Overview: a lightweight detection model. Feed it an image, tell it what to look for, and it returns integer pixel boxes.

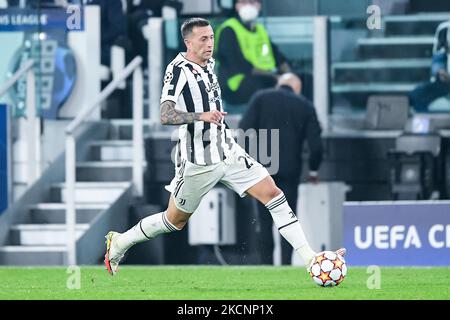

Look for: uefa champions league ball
[309,251,347,287]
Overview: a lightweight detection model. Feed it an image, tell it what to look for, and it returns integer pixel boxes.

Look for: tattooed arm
[160,100,201,125]
[160,100,227,126]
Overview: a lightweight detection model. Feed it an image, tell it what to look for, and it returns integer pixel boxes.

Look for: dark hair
[181,17,210,39]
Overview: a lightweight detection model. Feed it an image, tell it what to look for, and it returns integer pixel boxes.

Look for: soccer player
[104,17,345,275]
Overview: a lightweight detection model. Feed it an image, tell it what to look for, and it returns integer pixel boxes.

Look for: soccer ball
[309,251,347,287]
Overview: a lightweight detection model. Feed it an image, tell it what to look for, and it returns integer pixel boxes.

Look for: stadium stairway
[0,120,145,265]
[331,13,450,112]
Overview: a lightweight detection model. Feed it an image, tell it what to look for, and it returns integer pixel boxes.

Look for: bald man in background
[239,73,323,265]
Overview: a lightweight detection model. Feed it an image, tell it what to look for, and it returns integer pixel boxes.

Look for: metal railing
[64,56,144,265]
[0,59,41,188]
[147,18,163,121]
[313,16,330,131]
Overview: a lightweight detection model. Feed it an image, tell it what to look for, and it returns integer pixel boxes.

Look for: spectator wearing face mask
[215,0,291,113]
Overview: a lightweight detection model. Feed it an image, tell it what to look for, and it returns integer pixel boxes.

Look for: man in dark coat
[239,73,323,265]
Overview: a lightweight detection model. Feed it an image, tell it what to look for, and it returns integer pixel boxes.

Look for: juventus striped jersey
[160,52,236,165]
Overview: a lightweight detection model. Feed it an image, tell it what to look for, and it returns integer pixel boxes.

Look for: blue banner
[0,7,84,32]
[0,104,7,214]
[344,202,450,266]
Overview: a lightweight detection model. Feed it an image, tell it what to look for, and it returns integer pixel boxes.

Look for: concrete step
[107,119,152,140]
[49,181,131,203]
[76,161,145,181]
[384,14,450,36]
[332,82,417,94]
[359,36,434,46]
[358,36,434,59]
[332,59,430,83]
[107,120,133,140]
[0,246,67,265]
[27,203,108,224]
[88,140,133,161]
[331,83,418,111]
[9,224,90,246]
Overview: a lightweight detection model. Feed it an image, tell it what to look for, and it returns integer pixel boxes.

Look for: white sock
[265,193,316,264]
[116,211,180,251]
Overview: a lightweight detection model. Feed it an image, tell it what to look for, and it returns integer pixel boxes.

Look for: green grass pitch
[0,266,449,300]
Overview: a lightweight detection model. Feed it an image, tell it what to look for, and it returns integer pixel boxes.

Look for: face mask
[238,4,259,23]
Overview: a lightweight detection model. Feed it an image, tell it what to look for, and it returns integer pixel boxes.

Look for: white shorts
[165,145,270,213]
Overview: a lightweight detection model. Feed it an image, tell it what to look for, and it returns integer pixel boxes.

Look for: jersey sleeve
[160,65,187,104]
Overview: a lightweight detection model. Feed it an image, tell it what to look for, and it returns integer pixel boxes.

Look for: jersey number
[238,155,254,170]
